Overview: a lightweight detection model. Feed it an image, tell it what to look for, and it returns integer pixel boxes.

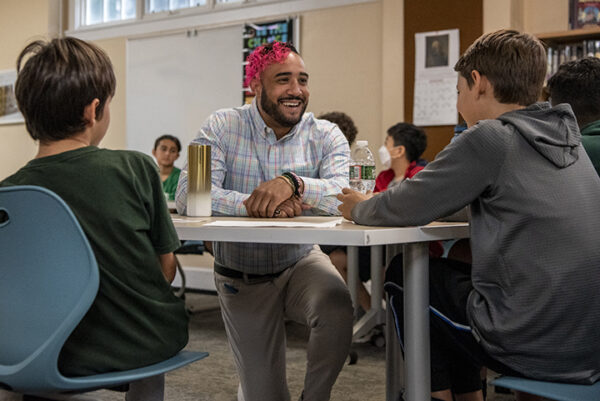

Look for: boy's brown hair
[317,111,358,146]
[454,29,546,106]
[15,37,116,143]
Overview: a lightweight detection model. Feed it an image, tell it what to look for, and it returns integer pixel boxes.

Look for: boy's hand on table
[337,188,373,221]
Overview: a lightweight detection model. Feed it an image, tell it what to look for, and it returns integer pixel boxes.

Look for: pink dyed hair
[244,41,296,89]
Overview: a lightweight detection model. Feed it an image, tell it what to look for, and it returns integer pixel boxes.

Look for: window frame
[76,0,140,29]
[144,0,212,18]
[67,0,375,40]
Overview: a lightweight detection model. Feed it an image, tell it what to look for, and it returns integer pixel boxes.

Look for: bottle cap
[356,140,368,147]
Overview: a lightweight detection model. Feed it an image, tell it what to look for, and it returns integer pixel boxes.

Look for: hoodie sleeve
[352,121,509,226]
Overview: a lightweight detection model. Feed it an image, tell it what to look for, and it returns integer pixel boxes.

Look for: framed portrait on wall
[0,70,24,125]
[570,1,600,29]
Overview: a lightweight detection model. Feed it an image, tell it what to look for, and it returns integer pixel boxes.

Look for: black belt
[214,264,284,281]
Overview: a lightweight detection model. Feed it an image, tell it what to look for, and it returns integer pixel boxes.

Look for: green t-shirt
[162,167,181,201]
[0,146,188,376]
[580,119,600,177]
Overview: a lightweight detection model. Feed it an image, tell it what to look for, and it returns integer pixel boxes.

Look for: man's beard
[260,91,307,128]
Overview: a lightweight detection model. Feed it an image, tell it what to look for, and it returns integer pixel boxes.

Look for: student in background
[376,121,444,283]
[374,122,429,192]
[153,134,181,200]
[320,120,440,315]
[317,111,358,146]
[315,111,375,313]
[176,42,353,401]
[547,56,600,176]
[338,29,600,401]
[1,37,189,401]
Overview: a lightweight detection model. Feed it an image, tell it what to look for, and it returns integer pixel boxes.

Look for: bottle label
[350,165,375,180]
[349,165,361,180]
[361,165,375,180]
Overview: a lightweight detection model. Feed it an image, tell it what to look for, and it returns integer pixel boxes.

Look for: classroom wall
[100,2,387,159]
[381,0,404,135]
[483,0,515,33]
[523,0,569,33]
[302,2,383,148]
[0,0,573,180]
[482,0,569,34]
[94,38,127,150]
[0,0,52,179]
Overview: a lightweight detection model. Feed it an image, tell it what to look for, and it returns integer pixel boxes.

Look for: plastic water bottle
[349,140,376,193]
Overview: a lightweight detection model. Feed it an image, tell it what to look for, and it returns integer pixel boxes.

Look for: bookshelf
[537,27,600,87]
[537,27,600,44]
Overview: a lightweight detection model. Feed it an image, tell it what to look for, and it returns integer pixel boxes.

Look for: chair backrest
[0,185,99,391]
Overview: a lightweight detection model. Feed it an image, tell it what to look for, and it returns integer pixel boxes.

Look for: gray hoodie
[353,102,600,383]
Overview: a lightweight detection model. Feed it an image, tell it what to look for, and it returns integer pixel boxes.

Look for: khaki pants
[214,246,354,401]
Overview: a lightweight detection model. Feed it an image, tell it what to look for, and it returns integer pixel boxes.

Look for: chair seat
[55,351,209,393]
[492,375,600,401]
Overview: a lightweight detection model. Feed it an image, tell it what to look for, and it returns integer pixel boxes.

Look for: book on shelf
[545,39,600,80]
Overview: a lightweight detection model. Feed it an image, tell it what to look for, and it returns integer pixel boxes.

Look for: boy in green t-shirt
[1,37,188,401]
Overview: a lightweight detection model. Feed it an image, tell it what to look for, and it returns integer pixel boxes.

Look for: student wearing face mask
[319,122,442,323]
[375,122,428,192]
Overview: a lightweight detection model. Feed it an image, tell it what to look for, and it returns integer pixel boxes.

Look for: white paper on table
[204,218,343,228]
[171,217,208,223]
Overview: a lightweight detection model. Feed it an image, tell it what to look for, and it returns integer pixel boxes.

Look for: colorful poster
[242,19,294,104]
[570,1,600,29]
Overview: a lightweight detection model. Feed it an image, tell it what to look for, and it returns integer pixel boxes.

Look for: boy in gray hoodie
[338,29,600,401]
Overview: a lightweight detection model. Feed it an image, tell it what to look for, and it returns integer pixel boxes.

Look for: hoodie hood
[497,102,580,168]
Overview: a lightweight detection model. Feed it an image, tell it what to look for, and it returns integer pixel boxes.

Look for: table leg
[347,246,359,313]
[386,290,404,401]
[403,242,430,401]
[370,245,384,312]
[353,245,385,339]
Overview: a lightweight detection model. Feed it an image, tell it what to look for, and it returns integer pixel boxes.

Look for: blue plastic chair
[384,281,600,401]
[0,185,208,395]
[492,376,600,401]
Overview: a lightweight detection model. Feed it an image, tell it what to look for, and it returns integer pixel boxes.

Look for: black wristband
[281,172,300,197]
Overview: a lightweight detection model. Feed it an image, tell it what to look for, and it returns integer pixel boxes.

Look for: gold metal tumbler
[187,144,211,216]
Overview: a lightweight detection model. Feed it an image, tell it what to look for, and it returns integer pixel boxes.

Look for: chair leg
[125,375,165,401]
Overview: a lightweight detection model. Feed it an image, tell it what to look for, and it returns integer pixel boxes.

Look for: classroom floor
[0,292,515,401]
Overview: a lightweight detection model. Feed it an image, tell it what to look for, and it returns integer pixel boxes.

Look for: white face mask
[378,145,391,169]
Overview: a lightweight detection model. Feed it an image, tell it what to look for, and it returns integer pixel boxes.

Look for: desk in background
[172,215,469,401]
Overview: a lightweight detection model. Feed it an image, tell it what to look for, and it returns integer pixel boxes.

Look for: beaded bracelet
[288,172,304,196]
[282,172,302,198]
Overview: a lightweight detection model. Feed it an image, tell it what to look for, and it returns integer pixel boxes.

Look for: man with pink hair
[176,42,353,401]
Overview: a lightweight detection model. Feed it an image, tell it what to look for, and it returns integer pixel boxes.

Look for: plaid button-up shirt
[176,100,349,274]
